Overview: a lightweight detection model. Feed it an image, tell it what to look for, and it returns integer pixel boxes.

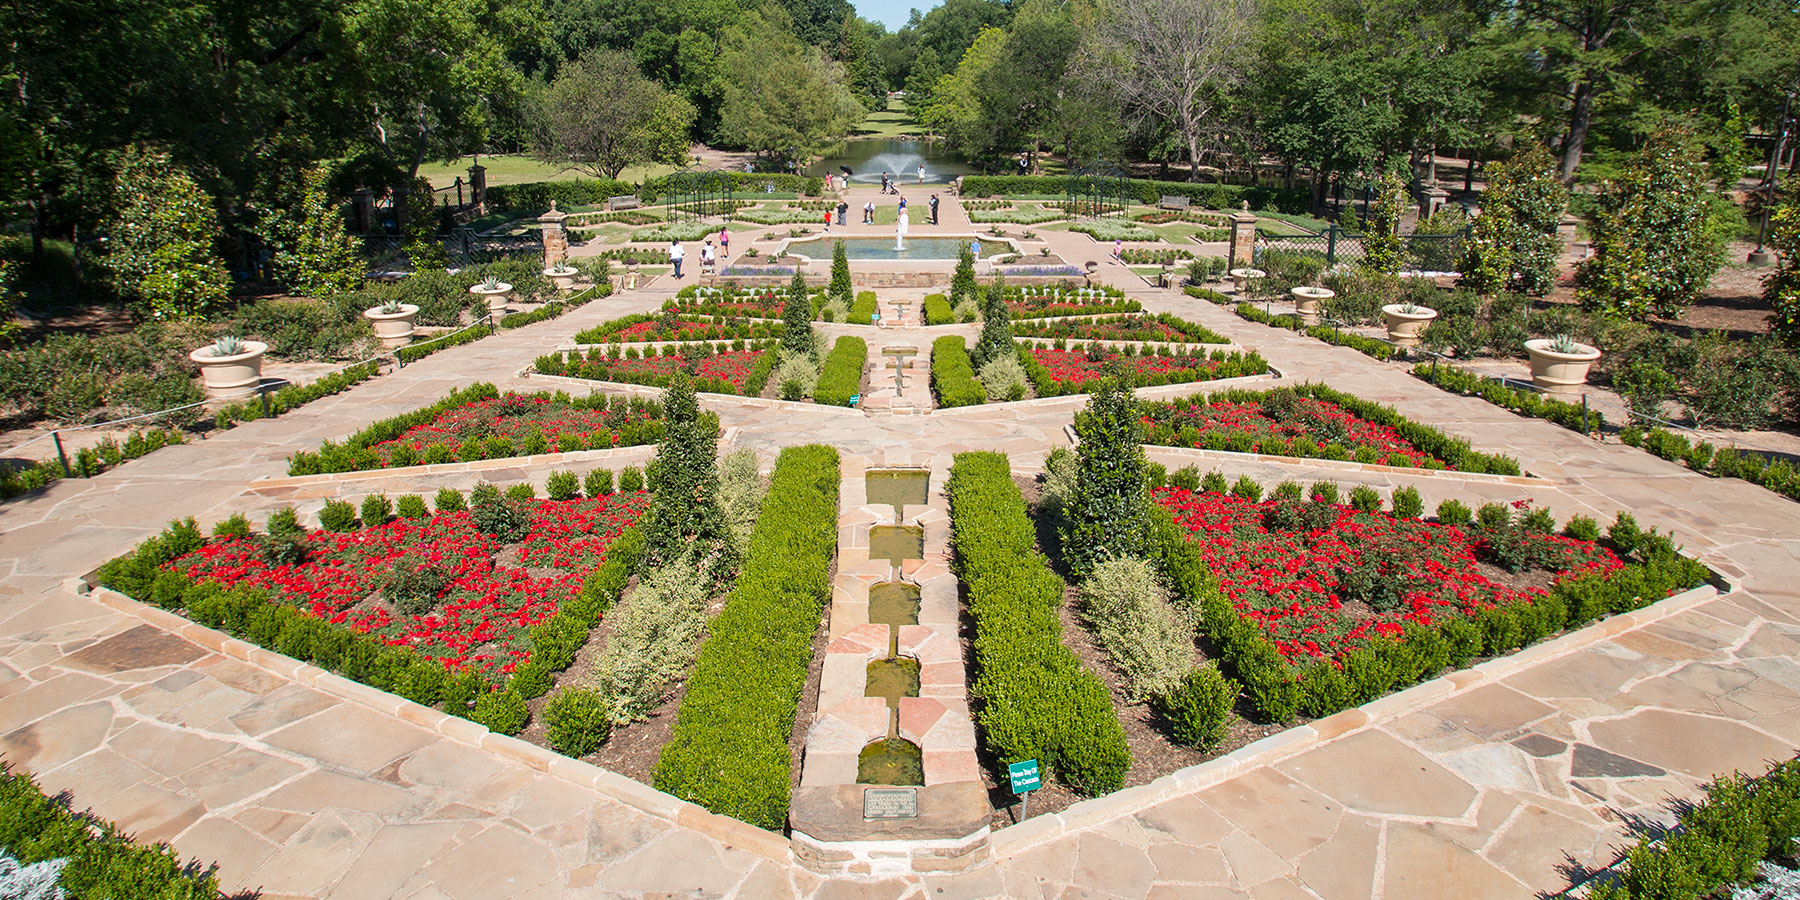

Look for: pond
[782,237,1017,261]
[810,139,976,185]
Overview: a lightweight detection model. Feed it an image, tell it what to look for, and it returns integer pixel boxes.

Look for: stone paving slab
[2,194,1799,898]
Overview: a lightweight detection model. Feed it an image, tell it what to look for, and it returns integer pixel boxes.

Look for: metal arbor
[667,169,735,222]
[1065,160,1133,219]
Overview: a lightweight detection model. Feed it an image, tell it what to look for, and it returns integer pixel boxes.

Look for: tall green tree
[642,374,734,573]
[1060,379,1149,578]
[971,277,1012,368]
[259,165,365,298]
[101,145,231,321]
[1764,203,1800,347]
[530,49,696,179]
[1576,130,1727,320]
[781,269,816,357]
[718,4,864,164]
[1459,144,1567,296]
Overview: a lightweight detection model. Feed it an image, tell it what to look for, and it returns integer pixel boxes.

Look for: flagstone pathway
[1,191,1797,899]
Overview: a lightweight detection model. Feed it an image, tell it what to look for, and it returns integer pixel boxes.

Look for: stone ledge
[1140,445,1542,485]
[255,444,659,488]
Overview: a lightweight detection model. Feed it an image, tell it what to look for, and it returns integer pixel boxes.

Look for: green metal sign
[1008,759,1040,794]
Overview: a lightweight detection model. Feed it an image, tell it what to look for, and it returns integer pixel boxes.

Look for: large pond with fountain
[808,139,976,185]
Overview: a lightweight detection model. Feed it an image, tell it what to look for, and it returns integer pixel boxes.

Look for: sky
[854,0,926,32]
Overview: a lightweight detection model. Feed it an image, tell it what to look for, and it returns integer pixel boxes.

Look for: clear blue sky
[854,0,926,32]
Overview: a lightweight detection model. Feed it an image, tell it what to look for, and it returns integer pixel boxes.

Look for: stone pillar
[1424,186,1450,218]
[539,201,569,270]
[351,189,375,234]
[1228,206,1257,267]
[467,164,488,214]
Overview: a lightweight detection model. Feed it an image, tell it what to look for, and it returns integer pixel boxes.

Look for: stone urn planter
[1290,286,1334,326]
[189,337,267,399]
[543,266,580,292]
[1229,267,1266,295]
[1382,303,1438,347]
[469,279,513,314]
[363,302,419,349]
[1525,336,1602,394]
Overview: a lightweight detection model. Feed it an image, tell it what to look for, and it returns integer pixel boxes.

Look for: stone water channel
[788,457,990,875]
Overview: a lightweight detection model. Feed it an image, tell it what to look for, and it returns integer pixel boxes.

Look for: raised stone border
[1138,443,1542,485]
[251,442,665,487]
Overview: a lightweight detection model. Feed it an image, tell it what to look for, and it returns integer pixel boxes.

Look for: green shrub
[1157,664,1239,750]
[585,468,614,498]
[470,689,529,735]
[1061,379,1150,577]
[1309,481,1339,504]
[1391,486,1423,519]
[1436,499,1473,525]
[923,293,954,325]
[360,493,392,527]
[1230,475,1263,502]
[619,467,644,492]
[1577,130,1728,321]
[977,351,1028,402]
[655,445,840,830]
[1564,514,1601,542]
[318,500,359,533]
[591,562,713,723]
[546,470,581,501]
[544,688,613,756]
[505,483,536,502]
[849,290,878,324]
[813,336,866,406]
[1347,485,1382,513]
[1078,556,1194,701]
[948,451,1130,795]
[434,487,467,512]
[930,336,987,407]
[211,513,252,539]
[394,495,428,519]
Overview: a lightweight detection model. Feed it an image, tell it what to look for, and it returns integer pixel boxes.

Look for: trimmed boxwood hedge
[958,176,1309,214]
[948,451,1130,795]
[1232,302,1400,360]
[923,293,954,325]
[0,428,187,500]
[849,290,878,325]
[1146,480,1711,724]
[0,764,221,899]
[1621,426,1800,502]
[654,444,840,830]
[94,514,645,736]
[1142,383,1523,475]
[931,336,986,408]
[814,336,866,406]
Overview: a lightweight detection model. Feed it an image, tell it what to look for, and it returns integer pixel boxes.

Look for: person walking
[880,172,890,194]
[824,208,832,232]
[669,239,685,279]
[897,195,907,215]
[700,239,716,276]
[929,193,940,225]
[971,237,980,258]
[719,228,730,259]
[917,163,926,184]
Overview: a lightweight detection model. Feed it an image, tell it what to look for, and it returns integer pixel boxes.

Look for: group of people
[663,172,947,276]
[666,228,730,279]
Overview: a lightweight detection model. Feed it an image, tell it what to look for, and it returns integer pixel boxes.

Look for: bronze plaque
[862,787,919,819]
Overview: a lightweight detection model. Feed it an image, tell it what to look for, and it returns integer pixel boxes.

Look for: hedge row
[1143,383,1522,475]
[396,322,493,364]
[958,175,1309,214]
[1019,345,1269,397]
[0,764,221,899]
[931,336,986,407]
[1147,489,1710,724]
[94,514,644,735]
[849,290,878,324]
[1410,362,1603,435]
[923,293,955,325]
[486,178,637,215]
[0,428,186,500]
[1232,302,1400,360]
[575,314,784,344]
[1623,427,1800,503]
[499,282,614,330]
[1585,756,1800,900]
[813,336,866,407]
[947,451,1130,795]
[216,360,381,430]
[654,444,840,830]
[1012,312,1228,345]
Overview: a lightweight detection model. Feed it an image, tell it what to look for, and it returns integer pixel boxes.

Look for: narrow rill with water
[789,457,990,874]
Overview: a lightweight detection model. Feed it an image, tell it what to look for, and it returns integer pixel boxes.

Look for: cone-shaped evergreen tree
[641,375,735,575]
[971,276,1013,368]
[828,240,853,307]
[950,243,977,307]
[1059,378,1148,578]
[781,269,816,358]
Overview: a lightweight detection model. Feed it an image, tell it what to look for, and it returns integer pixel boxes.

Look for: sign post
[1007,759,1040,822]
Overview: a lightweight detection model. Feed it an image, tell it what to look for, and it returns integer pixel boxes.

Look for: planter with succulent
[469,276,513,313]
[1229,267,1266,295]
[363,299,419,348]
[189,335,268,398]
[1381,301,1437,347]
[1289,286,1334,325]
[1524,334,1602,393]
[543,263,581,291]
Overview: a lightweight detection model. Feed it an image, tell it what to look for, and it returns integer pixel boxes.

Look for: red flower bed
[1031,348,1224,387]
[1143,396,1438,467]
[371,394,660,464]
[1006,300,1126,318]
[169,493,649,674]
[1154,487,1621,663]
[1013,314,1222,343]
[614,319,735,341]
[601,350,765,387]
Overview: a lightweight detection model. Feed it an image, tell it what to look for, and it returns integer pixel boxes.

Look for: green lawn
[852,101,918,139]
[420,155,683,189]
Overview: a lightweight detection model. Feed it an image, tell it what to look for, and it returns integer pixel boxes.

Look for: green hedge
[216,361,380,430]
[1585,756,1800,900]
[923,293,954,325]
[0,764,221,899]
[0,428,186,500]
[1622,426,1800,503]
[947,451,1130,795]
[396,323,493,364]
[931,336,986,407]
[814,336,866,406]
[1148,486,1710,724]
[1142,383,1522,475]
[849,290,878,324]
[1183,285,1234,305]
[485,178,638,215]
[958,175,1309,214]
[575,314,783,344]
[535,343,779,397]
[1233,303,1400,360]
[1411,361,1604,435]
[285,383,671,475]
[1017,343,1269,397]
[94,515,644,737]
[654,445,840,830]
[1012,312,1228,344]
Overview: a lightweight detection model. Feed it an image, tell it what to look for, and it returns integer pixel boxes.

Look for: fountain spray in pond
[896,209,909,251]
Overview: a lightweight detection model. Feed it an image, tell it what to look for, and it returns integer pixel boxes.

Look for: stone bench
[1158,195,1192,211]
[604,195,641,211]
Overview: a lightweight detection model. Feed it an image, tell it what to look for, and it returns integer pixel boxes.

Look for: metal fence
[357,229,541,270]
[1254,225,1467,271]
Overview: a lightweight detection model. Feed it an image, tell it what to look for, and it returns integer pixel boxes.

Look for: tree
[971,277,1012,368]
[1060,378,1149,578]
[531,50,697,179]
[1360,173,1408,273]
[828,240,852,307]
[718,4,864,164]
[1459,144,1568,296]
[918,28,1007,154]
[1576,130,1727,320]
[641,374,734,573]
[902,46,945,115]
[260,166,365,298]
[976,0,1080,168]
[949,243,978,306]
[1762,203,1800,347]
[1077,0,1255,181]
[400,177,448,271]
[101,145,231,321]
[781,269,816,358]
